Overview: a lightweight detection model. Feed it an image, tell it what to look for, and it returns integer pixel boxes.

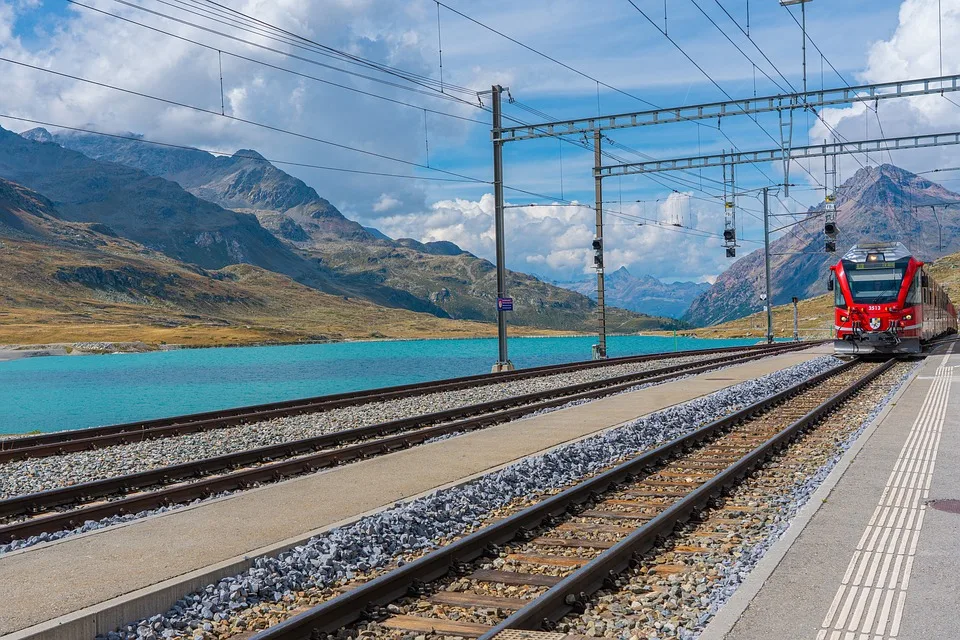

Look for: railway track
[246,357,894,640]
[0,342,813,544]
[0,342,806,461]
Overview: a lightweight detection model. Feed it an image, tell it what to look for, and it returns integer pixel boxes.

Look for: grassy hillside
[0,181,556,348]
[0,237,531,347]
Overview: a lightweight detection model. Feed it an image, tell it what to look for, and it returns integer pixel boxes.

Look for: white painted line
[817,354,953,639]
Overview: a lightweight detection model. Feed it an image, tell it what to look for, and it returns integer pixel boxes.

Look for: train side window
[906,274,922,305]
[833,276,845,307]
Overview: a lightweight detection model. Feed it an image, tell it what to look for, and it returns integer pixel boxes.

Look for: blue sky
[1,0,956,282]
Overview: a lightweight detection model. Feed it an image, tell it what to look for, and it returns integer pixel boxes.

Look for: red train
[831,242,957,355]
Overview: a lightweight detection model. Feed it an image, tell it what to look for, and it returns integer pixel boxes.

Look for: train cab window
[844,266,905,304]
[906,273,922,306]
[834,277,846,307]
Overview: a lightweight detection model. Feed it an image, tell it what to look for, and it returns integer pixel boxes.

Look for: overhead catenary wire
[196,0,478,95]
[63,0,790,239]
[710,0,867,175]
[434,0,661,110]
[0,55,496,185]
[67,1,486,123]
[506,98,733,204]
[624,0,793,189]
[71,0,723,208]
[99,0,483,108]
[163,0,478,97]
[0,113,470,182]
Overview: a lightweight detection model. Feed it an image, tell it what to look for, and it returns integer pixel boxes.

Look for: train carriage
[831,241,957,355]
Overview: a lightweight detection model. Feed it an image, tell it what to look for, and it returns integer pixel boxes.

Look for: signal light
[825,240,836,253]
[723,228,735,242]
[726,247,736,258]
[594,253,603,268]
[824,222,837,236]
[592,238,602,252]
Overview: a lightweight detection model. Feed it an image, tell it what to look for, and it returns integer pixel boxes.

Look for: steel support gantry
[497,74,960,142]
[595,132,960,177]
[489,73,960,365]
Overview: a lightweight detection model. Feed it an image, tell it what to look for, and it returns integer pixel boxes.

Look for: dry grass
[0,238,564,348]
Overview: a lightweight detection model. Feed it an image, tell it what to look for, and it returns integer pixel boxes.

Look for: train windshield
[843,265,905,304]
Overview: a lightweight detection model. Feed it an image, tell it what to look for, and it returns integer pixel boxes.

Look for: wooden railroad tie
[556,522,636,535]
[428,591,528,611]
[381,615,492,638]
[468,569,563,587]
[505,553,588,568]
[579,509,654,521]
[530,536,616,549]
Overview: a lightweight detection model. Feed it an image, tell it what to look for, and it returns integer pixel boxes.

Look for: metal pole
[931,205,943,251]
[792,296,800,342]
[763,187,774,344]
[593,129,607,359]
[491,85,513,372]
[801,0,807,95]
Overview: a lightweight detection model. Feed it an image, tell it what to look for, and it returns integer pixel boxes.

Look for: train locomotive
[831,242,957,355]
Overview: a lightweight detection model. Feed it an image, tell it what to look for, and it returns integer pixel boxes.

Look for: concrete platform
[702,340,960,640]
[0,346,831,640]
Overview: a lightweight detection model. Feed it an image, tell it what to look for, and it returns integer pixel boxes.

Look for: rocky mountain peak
[20,128,56,144]
[232,149,267,162]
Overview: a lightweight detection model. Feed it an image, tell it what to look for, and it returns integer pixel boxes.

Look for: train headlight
[840,315,849,322]
[904,313,913,320]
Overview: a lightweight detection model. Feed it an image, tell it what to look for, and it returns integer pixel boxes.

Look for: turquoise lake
[0,335,762,434]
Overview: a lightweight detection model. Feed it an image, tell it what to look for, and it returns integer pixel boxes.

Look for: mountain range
[0,125,682,345]
[0,176,504,346]
[552,267,710,319]
[684,164,960,326]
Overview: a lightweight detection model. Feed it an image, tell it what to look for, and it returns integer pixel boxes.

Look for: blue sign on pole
[497,297,514,311]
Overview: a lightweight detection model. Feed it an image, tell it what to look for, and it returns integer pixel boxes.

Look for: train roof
[841,241,912,263]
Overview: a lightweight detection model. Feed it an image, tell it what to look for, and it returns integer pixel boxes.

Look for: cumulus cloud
[4,0,953,286]
[372,193,401,212]
[812,0,960,177]
[376,191,729,282]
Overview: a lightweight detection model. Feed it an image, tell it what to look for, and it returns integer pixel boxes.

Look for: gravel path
[0,351,754,499]
[92,355,840,640]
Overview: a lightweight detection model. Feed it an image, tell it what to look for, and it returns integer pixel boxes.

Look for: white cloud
[372,193,401,212]
[1,0,948,288]
[376,191,732,282]
[812,0,960,178]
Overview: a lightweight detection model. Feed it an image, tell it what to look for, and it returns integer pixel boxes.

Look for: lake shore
[0,330,594,361]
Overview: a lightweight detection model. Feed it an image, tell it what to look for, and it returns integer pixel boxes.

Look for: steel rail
[0,343,795,456]
[479,357,896,637]
[248,357,889,640]
[0,343,811,541]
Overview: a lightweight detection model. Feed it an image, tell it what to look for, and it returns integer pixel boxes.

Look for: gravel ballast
[0,351,759,500]
[92,355,840,640]
[560,361,919,640]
